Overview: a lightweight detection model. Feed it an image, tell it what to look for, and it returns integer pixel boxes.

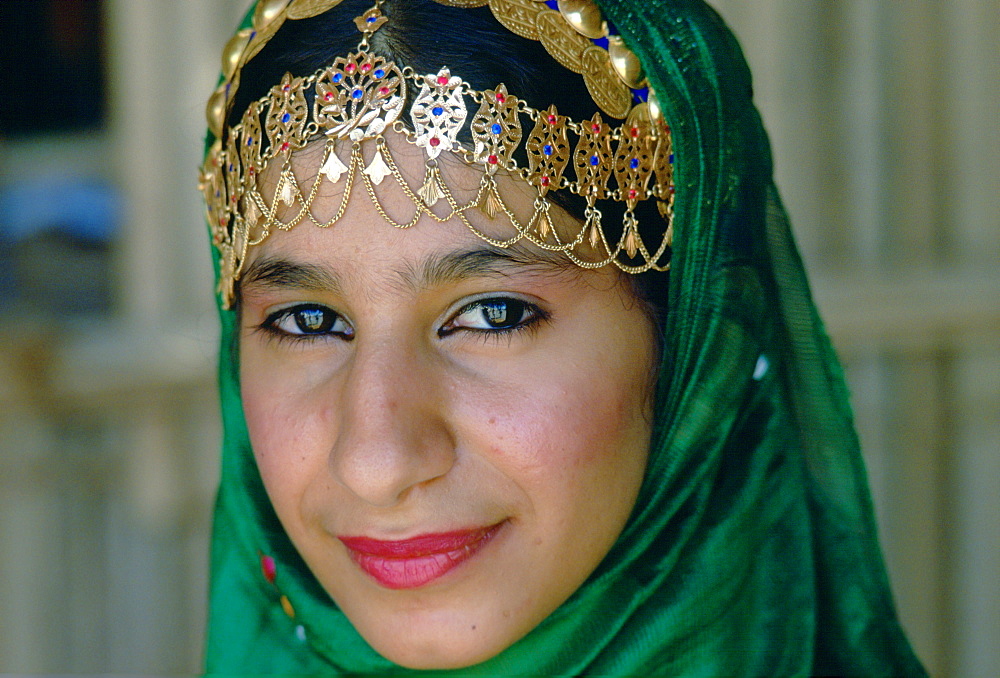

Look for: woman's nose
[328,337,456,507]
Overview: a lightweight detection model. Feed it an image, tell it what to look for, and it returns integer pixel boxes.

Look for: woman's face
[239,137,657,669]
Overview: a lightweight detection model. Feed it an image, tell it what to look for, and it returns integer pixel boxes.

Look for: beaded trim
[201,0,674,307]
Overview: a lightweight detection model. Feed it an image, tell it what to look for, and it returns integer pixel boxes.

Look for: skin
[238,135,657,669]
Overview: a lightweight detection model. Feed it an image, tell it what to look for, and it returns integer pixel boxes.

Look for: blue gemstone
[593,36,609,50]
[333,73,343,83]
[669,154,675,163]
[247,137,253,146]
[352,88,364,99]
[630,157,640,169]
[282,112,290,123]
[543,144,553,156]
[590,155,599,166]
[491,123,502,134]
[374,68,385,78]
[367,15,377,23]
[432,106,444,116]
[544,0,558,9]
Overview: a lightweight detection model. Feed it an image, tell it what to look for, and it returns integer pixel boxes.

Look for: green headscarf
[204,1,926,674]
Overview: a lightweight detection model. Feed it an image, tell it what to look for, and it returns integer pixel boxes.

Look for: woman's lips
[339,522,504,590]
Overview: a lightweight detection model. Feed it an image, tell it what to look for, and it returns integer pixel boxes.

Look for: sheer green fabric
[204,1,926,674]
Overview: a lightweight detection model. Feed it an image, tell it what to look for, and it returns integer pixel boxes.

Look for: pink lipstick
[339,523,503,589]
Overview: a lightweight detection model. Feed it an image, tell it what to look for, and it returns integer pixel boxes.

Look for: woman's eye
[441,297,544,336]
[264,304,353,339]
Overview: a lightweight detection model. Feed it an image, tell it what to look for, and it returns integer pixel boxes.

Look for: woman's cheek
[458,367,637,488]
[243,368,322,495]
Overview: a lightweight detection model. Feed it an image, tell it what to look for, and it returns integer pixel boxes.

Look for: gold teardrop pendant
[624,225,639,258]
[363,148,392,186]
[478,181,503,219]
[537,210,551,238]
[418,168,444,207]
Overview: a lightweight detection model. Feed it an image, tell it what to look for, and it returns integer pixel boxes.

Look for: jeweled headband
[200,0,675,308]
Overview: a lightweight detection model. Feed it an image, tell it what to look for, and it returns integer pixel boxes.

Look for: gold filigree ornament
[469,85,522,219]
[200,0,675,308]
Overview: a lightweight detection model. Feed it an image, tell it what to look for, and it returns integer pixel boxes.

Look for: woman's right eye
[263,304,354,340]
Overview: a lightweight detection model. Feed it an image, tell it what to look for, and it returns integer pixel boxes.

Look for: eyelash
[258,304,354,345]
[256,297,548,345]
[439,297,549,341]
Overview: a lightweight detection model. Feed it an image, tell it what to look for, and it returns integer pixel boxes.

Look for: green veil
[204,0,926,674]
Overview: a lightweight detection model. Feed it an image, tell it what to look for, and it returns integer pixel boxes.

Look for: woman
[200,0,926,674]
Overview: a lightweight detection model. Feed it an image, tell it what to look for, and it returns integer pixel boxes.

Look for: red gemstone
[324,92,334,101]
[361,63,372,72]
[282,84,290,92]
[437,75,449,85]
[429,137,441,147]
[488,154,498,164]
[261,555,276,584]
[379,86,389,95]
[628,188,638,199]
[345,63,356,73]
[540,175,550,186]
[547,114,557,124]
[630,127,639,138]
[592,123,601,133]
[280,141,290,151]
[495,93,505,103]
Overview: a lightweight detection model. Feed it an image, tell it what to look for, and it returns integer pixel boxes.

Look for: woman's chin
[362,624,514,670]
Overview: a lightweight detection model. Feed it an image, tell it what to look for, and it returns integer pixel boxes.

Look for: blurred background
[0,0,996,674]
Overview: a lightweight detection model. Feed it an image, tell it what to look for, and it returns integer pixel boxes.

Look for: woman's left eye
[440,297,546,336]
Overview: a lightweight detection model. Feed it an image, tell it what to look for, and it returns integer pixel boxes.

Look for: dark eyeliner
[257,303,352,343]
[438,297,550,340]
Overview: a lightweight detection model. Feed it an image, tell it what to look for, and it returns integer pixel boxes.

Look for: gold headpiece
[200,0,674,308]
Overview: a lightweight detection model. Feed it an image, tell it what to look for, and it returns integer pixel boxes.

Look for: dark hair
[229,0,670,323]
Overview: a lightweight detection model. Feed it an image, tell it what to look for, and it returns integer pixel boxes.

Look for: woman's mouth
[339,522,505,589]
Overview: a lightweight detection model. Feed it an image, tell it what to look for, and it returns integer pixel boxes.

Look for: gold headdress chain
[201,0,674,308]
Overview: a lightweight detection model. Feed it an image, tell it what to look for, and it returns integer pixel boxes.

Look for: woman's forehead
[242,238,584,290]
[241,228,587,298]
[244,130,600,287]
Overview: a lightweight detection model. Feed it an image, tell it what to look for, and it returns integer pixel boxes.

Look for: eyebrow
[239,243,574,295]
[242,257,344,294]
[410,243,573,289]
